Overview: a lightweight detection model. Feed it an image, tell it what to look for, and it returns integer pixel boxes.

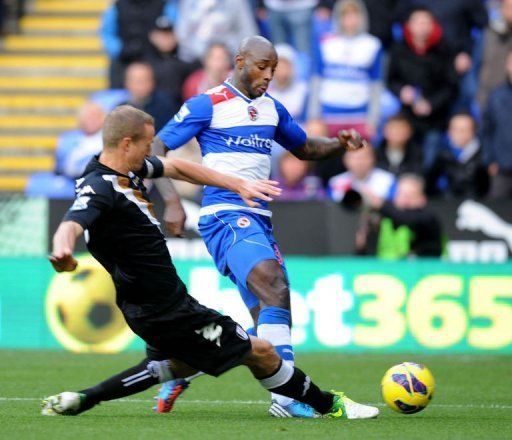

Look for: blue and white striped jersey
[158,80,307,216]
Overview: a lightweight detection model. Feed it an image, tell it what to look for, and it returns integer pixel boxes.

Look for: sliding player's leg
[41,356,176,416]
[43,293,378,420]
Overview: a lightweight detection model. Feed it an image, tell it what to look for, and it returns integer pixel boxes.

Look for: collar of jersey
[223,79,262,104]
[87,154,131,178]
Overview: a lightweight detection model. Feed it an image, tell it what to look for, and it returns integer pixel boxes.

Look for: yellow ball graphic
[46,254,135,353]
[381,362,435,414]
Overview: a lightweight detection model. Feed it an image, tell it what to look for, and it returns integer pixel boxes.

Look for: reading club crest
[247,105,258,121]
[237,217,251,228]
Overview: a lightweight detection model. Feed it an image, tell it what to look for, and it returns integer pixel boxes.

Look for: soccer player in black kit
[42,105,378,420]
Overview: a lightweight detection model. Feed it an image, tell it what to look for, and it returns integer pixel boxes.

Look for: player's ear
[235,54,245,70]
[121,137,131,153]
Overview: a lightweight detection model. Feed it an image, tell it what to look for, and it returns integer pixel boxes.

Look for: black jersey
[64,155,185,316]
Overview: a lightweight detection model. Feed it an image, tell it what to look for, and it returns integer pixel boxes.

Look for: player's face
[126,123,155,171]
[240,50,278,99]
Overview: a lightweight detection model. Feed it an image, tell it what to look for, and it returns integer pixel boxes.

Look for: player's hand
[164,199,186,238]
[338,129,367,152]
[238,179,282,208]
[48,251,78,272]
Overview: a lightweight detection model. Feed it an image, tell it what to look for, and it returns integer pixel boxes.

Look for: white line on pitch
[1,397,512,410]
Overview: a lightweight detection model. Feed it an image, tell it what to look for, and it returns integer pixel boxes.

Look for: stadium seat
[25,172,75,199]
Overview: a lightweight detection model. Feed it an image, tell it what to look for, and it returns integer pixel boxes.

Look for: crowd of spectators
[32,0,512,206]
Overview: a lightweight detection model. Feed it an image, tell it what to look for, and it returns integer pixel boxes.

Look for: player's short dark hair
[102,105,154,148]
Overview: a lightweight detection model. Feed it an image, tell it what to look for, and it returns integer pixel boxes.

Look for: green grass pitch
[1,351,511,439]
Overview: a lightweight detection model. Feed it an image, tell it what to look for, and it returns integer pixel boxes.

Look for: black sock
[78,358,173,412]
[260,362,334,415]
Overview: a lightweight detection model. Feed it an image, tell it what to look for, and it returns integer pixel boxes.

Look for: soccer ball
[381,362,435,414]
[45,254,135,353]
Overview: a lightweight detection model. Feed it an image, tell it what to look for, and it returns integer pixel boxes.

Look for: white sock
[258,322,295,407]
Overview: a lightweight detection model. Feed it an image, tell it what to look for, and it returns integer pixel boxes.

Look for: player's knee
[245,337,280,376]
[271,279,290,309]
[253,338,276,360]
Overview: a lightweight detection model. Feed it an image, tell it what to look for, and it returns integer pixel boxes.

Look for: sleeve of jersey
[273,99,307,151]
[135,156,165,179]
[63,179,114,230]
[157,94,213,150]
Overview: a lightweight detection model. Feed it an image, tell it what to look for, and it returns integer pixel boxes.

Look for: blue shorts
[198,210,286,310]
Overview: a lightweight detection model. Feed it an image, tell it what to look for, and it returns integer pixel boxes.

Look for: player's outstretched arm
[151,137,186,238]
[292,129,368,160]
[49,221,83,272]
[159,156,282,207]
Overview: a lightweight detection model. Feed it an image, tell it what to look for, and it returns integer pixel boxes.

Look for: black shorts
[124,293,252,377]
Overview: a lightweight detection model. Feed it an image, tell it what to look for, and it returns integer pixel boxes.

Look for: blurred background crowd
[1,1,511,227]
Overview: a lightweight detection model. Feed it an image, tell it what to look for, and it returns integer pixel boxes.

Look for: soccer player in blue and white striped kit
[155,36,367,418]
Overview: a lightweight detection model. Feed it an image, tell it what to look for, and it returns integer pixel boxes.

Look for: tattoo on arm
[292,136,343,160]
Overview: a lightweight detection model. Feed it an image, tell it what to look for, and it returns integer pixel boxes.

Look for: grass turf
[0,351,511,439]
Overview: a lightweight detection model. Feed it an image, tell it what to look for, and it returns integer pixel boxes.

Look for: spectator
[479,0,512,108]
[275,152,325,200]
[429,113,489,197]
[317,0,398,48]
[100,0,178,88]
[307,119,346,187]
[357,174,443,258]
[25,102,106,198]
[387,7,458,171]
[147,16,200,103]
[312,0,383,139]
[483,52,512,198]
[395,0,488,111]
[55,102,106,179]
[268,44,308,122]
[182,43,232,101]
[176,0,258,63]
[260,0,317,57]
[122,62,178,131]
[328,146,395,204]
[376,114,422,176]
[268,44,309,177]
